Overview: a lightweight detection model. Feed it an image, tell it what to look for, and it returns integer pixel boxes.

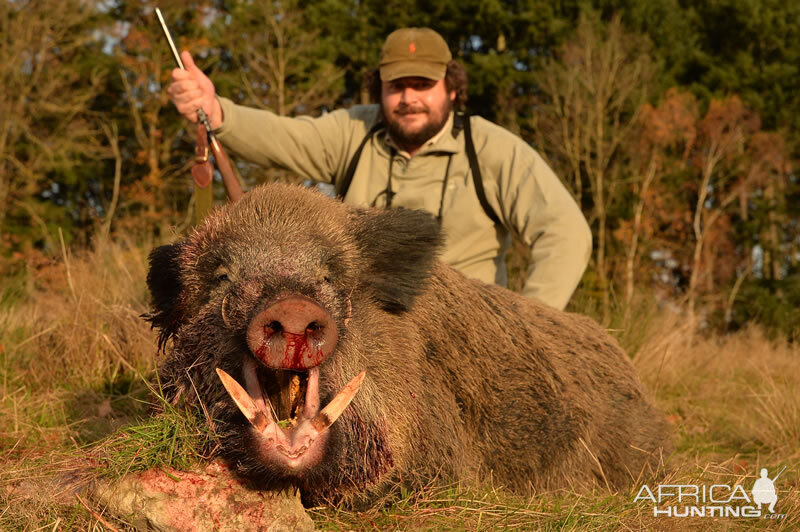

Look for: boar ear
[145,242,186,350]
[353,208,442,313]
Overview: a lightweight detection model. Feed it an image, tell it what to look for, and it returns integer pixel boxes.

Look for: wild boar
[146,183,670,506]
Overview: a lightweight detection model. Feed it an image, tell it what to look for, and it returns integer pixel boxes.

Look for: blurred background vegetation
[2,0,799,335]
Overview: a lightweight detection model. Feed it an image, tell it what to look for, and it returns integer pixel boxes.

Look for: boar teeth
[216,368,272,432]
[217,366,366,447]
[311,370,366,433]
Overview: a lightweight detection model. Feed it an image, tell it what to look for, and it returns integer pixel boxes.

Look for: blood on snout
[246,296,338,370]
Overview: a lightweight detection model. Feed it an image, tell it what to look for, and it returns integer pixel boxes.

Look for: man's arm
[168,51,357,184]
[213,97,354,184]
[478,119,592,310]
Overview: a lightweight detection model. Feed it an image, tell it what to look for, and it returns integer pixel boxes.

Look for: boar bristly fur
[146,183,671,507]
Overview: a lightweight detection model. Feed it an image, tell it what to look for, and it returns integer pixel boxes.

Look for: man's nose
[400,87,418,103]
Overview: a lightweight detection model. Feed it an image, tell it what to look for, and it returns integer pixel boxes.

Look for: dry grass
[1,240,798,530]
[1,238,157,451]
[635,314,800,462]
[1,238,162,528]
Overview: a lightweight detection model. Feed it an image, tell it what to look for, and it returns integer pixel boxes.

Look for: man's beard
[383,99,452,151]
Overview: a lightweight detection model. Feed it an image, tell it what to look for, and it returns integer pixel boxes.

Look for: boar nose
[247,296,338,370]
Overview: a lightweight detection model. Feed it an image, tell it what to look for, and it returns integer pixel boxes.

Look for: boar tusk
[302,366,321,419]
[310,370,366,433]
[216,368,271,432]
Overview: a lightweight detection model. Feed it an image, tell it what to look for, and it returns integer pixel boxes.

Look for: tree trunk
[688,230,704,326]
[724,270,748,328]
[624,159,656,325]
[688,152,717,326]
[100,122,122,241]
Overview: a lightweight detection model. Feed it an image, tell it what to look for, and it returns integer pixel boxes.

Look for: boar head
[146,184,440,501]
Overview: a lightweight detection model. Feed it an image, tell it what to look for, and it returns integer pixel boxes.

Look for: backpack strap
[462,114,501,226]
[336,121,384,199]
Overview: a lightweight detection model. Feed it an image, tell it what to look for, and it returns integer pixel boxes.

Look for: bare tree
[686,96,760,324]
[532,15,653,324]
[622,89,697,324]
[226,0,343,118]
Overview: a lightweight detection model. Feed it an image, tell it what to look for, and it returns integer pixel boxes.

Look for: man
[168,27,591,310]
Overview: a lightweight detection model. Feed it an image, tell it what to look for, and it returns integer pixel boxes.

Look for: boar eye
[214,266,231,284]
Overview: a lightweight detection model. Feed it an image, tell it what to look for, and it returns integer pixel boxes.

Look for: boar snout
[247,296,338,370]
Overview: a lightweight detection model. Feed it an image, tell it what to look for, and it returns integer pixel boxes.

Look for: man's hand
[167,51,223,129]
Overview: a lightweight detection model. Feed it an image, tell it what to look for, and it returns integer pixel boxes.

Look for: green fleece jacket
[215,97,591,309]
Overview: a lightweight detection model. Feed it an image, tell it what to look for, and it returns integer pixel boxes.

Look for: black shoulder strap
[336,121,383,199]
[462,115,501,226]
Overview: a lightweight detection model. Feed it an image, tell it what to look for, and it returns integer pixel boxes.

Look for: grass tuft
[92,379,217,480]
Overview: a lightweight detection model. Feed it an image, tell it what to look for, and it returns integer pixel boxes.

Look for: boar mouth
[216,358,365,470]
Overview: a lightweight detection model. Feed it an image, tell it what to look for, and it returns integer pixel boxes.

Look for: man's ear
[145,242,186,350]
[352,208,442,313]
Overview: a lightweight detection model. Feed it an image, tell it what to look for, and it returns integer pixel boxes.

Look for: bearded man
[168,27,591,310]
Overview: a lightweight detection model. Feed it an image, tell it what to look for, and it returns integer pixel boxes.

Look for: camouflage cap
[379,28,452,81]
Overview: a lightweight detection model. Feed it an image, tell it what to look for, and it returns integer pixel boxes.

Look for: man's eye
[409,80,434,90]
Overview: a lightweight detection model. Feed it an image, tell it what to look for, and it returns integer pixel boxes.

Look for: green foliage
[589,0,800,146]
[682,0,800,132]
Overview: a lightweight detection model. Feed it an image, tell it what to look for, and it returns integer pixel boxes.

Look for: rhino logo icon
[752,467,785,514]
